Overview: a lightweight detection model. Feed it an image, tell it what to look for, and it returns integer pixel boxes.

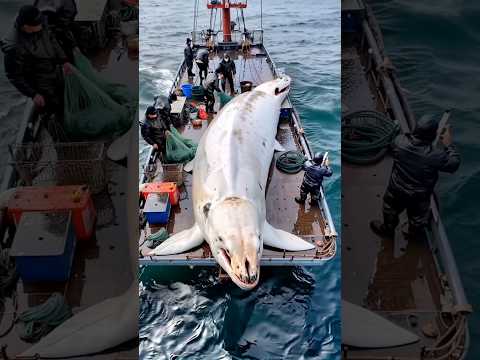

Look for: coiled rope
[17,293,72,343]
[342,110,399,165]
[276,151,307,174]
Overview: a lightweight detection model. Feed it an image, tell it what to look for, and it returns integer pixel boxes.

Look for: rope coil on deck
[16,293,72,343]
[276,151,306,174]
[342,110,399,165]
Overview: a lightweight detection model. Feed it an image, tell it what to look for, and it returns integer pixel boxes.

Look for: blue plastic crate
[144,193,171,225]
[10,211,76,283]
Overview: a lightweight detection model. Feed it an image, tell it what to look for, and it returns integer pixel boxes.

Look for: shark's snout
[219,247,260,290]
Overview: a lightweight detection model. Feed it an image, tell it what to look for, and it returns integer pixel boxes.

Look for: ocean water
[139,0,341,359]
[371,1,480,358]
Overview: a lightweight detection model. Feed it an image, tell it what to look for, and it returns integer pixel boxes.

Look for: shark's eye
[218,237,223,243]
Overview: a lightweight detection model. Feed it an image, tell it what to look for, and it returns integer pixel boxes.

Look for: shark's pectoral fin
[148,225,204,256]
[262,222,315,251]
[274,140,286,152]
[342,300,419,348]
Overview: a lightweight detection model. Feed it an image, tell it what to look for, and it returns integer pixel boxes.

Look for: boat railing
[191,29,263,47]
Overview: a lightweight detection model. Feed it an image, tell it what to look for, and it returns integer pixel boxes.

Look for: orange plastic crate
[7,185,96,241]
[140,182,179,206]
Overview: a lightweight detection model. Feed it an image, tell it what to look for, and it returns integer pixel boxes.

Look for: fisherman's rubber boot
[295,194,306,204]
[310,195,319,206]
[369,220,395,238]
[408,225,427,242]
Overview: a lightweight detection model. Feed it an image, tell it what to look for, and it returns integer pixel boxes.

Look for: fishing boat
[0,1,138,358]
[138,1,337,270]
[341,0,471,358]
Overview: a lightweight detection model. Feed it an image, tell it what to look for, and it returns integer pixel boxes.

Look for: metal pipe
[222,0,232,42]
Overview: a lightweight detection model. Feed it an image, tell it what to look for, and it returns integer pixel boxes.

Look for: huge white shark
[149,76,315,290]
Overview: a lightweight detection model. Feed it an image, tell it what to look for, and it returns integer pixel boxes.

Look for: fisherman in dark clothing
[370,114,460,240]
[1,5,69,121]
[217,53,236,96]
[34,0,78,62]
[203,69,222,113]
[141,103,172,160]
[184,38,195,77]
[195,48,209,85]
[295,152,333,205]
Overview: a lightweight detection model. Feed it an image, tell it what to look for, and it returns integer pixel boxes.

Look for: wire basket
[161,163,184,186]
[10,142,107,194]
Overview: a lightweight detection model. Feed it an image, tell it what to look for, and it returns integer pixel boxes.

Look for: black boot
[370,220,394,238]
[295,195,306,204]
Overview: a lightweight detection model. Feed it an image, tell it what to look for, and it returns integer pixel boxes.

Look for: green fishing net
[165,127,197,164]
[218,91,233,108]
[74,52,136,107]
[64,66,131,138]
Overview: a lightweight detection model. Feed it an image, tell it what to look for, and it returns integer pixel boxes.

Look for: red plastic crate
[7,185,96,241]
[140,182,179,206]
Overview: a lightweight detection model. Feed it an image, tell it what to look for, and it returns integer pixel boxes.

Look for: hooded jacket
[302,161,333,189]
[34,0,78,51]
[140,113,171,147]
[1,18,67,99]
[389,133,460,195]
[218,58,236,76]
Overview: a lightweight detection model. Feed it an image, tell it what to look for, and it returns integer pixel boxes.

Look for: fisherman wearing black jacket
[1,5,69,119]
[184,38,195,77]
[217,53,236,96]
[195,48,209,85]
[203,69,222,113]
[370,114,460,240]
[141,105,172,159]
[34,0,78,62]
[295,152,333,205]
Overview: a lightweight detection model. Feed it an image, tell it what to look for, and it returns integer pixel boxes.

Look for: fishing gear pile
[145,228,169,249]
[16,293,72,343]
[218,91,233,108]
[165,127,198,164]
[276,151,307,174]
[342,110,399,165]
[63,53,135,138]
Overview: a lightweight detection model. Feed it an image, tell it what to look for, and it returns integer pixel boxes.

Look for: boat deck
[341,28,466,358]
[0,37,138,359]
[139,47,336,266]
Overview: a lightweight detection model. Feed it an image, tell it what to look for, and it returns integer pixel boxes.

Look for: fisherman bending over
[370,114,460,241]
[141,101,172,160]
[195,48,209,85]
[295,152,333,205]
[184,38,195,77]
[1,5,69,131]
[34,0,78,62]
[203,69,222,113]
[217,53,236,96]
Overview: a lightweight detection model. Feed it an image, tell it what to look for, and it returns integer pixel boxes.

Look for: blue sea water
[139,0,341,359]
[371,1,480,358]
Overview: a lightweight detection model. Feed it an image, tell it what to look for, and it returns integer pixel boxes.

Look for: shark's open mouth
[220,248,259,288]
[275,85,290,96]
